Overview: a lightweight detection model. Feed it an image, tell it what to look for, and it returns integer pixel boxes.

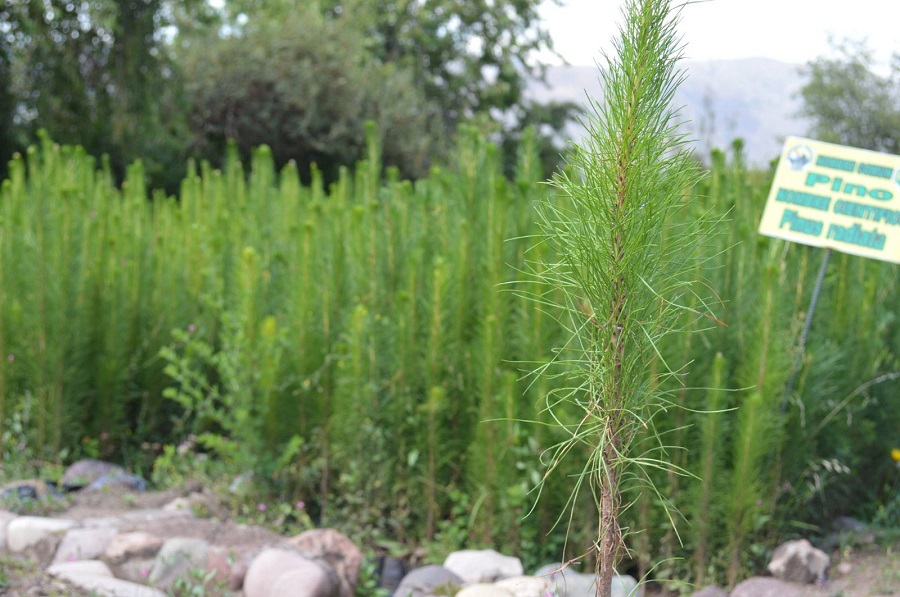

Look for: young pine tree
[529,1,724,595]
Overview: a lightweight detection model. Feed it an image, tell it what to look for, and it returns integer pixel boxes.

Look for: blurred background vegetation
[1,0,899,588]
[0,0,579,190]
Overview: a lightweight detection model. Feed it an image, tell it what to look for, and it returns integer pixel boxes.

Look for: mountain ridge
[529,57,811,167]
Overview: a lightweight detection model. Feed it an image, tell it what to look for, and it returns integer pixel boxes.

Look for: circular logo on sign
[786,144,814,171]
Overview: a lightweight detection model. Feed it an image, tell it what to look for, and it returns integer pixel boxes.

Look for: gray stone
[113,556,156,584]
[269,567,336,597]
[148,537,209,589]
[49,560,166,597]
[206,544,254,591]
[6,516,78,552]
[103,531,164,564]
[244,548,334,597]
[85,472,148,493]
[767,538,830,584]
[731,576,806,597]
[60,459,126,490]
[53,526,118,563]
[456,584,515,597]
[444,549,524,583]
[378,556,406,592]
[285,527,362,597]
[0,509,16,551]
[48,559,115,577]
[495,575,555,597]
[0,479,61,505]
[689,587,727,597]
[833,516,866,532]
[395,565,464,597]
[533,563,641,597]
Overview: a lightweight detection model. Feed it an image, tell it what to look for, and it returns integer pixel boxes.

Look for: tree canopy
[799,39,900,154]
[183,13,437,182]
[1,0,574,189]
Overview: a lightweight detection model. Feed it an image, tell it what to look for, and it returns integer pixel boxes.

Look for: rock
[60,459,126,490]
[0,479,61,505]
[114,557,156,584]
[822,517,876,551]
[244,548,334,597]
[444,549,524,583]
[456,584,515,597]
[534,563,594,597]
[833,516,867,532]
[690,586,728,597]
[48,559,166,597]
[731,576,806,597]
[495,575,555,597]
[53,526,117,563]
[378,556,407,592]
[285,528,362,597]
[85,472,148,493]
[0,509,16,551]
[270,568,336,597]
[610,574,639,597]
[6,516,78,552]
[48,559,115,578]
[395,565,464,597]
[103,531,164,564]
[206,544,254,590]
[767,538,830,584]
[534,563,640,597]
[836,561,853,575]
[148,537,209,589]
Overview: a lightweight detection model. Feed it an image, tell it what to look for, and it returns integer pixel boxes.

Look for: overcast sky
[541,0,900,67]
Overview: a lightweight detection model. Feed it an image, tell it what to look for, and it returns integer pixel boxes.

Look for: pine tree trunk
[596,431,622,597]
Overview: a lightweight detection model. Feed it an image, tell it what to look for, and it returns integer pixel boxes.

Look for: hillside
[530,57,811,167]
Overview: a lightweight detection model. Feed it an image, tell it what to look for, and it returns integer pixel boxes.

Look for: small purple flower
[187,324,197,333]
[295,501,305,510]
[16,442,25,451]
[6,354,13,362]
[257,503,267,512]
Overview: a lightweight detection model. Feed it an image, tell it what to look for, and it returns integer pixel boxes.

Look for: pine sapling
[528,1,724,595]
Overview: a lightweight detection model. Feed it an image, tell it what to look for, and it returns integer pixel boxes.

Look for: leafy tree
[211,0,577,176]
[500,99,580,178]
[222,0,557,130]
[0,0,200,192]
[800,39,900,154]
[333,0,552,128]
[0,25,18,180]
[182,13,439,182]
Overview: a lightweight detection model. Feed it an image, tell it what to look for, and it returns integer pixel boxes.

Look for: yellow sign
[758,136,900,264]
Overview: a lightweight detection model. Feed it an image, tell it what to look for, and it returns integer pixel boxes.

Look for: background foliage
[0,0,576,190]
[1,130,898,586]
[799,39,900,154]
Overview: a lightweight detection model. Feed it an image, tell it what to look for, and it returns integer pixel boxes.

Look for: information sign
[758,136,900,264]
